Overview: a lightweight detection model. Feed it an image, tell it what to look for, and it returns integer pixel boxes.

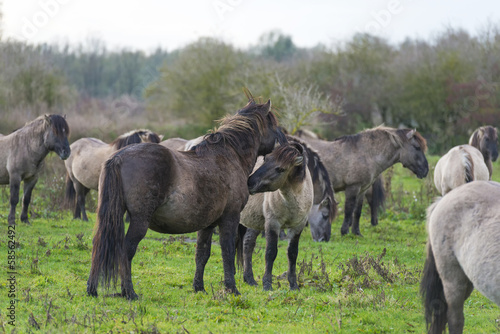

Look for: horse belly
[149,196,226,234]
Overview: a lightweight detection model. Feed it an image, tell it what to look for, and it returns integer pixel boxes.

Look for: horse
[87,98,287,299]
[287,136,336,242]
[297,126,428,236]
[64,129,162,221]
[421,181,500,334]
[162,135,337,242]
[295,129,386,228]
[237,142,313,290]
[0,114,70,225]
[433,145,489,195]
[469,125,498,177]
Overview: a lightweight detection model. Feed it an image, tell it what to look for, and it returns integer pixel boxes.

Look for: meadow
[1,155,499,333]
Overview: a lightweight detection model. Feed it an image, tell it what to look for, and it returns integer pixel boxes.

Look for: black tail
[64,174,76,210]
[371,176,386,212]
[235,224,247,270]
[420,241,448,334]
[462,149,474,183]
[87,156,127,296]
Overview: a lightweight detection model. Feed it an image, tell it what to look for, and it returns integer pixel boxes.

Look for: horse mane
[194,101,281,155]
[288,136,336,218]
[17,114,69,140]
[334,126,428,152]
[111,129,161,150]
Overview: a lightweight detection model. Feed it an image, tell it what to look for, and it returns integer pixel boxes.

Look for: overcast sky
[3,0,499,52]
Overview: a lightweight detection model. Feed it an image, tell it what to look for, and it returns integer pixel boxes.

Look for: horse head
[479,126,498,162]
[308,197,332,242]
[44,114,71,160]
[399,129,428,179]
[239,98,287,157]
[248,142,306,195]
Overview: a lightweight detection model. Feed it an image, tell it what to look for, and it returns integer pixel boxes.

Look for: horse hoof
[371,221,378,226]
[340,228,349,236]
[124,291,138,300]
[87,289,98,297]
[244,280,258,287]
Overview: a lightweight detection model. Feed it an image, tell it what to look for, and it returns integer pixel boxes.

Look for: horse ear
[159,134,164,140]
[406,129,415,139]
[294,155,304,166]
[264,99,272,115]
[44,114,52,124]
[63,114,67,119]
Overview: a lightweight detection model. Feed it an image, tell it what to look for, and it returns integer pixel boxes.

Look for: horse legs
[193,226,215,293]
[243,228,260,286]
[287,226,303,290]
[218,216,240,294]
[74,181,89,221]
[8,176,21,226]
[352,192,365,236]
[120,217,149,300]
[341,186,361,235]
[443,275,474,334]
[20,176,38,225]
[263,219,280,291]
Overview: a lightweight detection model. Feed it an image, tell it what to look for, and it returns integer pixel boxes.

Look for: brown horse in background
[297,126,428,236]
[469,125,498,177]
[421,181,500,333]
[295,129,385,228]
[0,115,70,225]
[64,129,162,221]
[87,99,287,299]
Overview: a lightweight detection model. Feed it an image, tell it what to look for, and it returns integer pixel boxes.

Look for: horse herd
[0,100,498,333]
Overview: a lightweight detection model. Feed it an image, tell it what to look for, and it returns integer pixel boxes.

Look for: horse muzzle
[58,149,71,160]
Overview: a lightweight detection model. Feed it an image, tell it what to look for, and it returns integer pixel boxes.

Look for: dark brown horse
[0,115,70,225]
[469,125,498,177]
[298,126,428,236]
[87,99,287,299]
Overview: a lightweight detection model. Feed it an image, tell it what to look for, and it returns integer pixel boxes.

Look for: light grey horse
[0,115,71,225]
[64,129,162,221]
[237,142,313,290]
[421,181,500,334]
[434,145,489,195]
[297,126,428,236]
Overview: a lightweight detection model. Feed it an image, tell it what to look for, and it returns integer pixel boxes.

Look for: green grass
[1,156,499,333]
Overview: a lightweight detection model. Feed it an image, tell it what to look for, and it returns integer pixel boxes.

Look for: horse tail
[371,175,386,212]
[64,173,76,209]
[235,224,247,270]
[460,147,475,183]
[420,198,448,334]
[87,156,126,295]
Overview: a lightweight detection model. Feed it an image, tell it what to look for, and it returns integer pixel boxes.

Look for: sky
[2,0,500,52]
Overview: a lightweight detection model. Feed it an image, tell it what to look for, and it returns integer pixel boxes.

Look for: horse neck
[15,122,51,163]
[278,169,309,202]
[485,156,493,178]
[366,133,401,172]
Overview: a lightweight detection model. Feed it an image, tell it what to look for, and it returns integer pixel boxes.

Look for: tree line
[1,27,499,153]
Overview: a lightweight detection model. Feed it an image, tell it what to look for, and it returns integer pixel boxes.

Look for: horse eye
[322,214,329,220]
[275,167,285,173]
[414,146,421,151]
